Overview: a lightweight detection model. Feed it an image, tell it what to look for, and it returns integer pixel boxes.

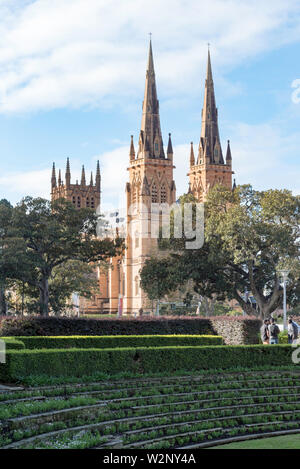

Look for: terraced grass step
[179,428,300,449]
[133,421,300,450]
[4,398,300,449]
[2,370,300,449]
[0,385,24,393]
[6,406,299,449]
[3,376,300,405]
[3,403,106,430]
[22,370,300,393]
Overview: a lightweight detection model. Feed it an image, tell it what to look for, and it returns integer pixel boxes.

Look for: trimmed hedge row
[0,338,25,350]
[2,335,223,350]
[0,316,261,345]
[0,345,298,381]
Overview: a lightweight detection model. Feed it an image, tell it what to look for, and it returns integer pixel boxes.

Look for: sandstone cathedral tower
[51,42,234,315]
[122,39,176,313]
[51,158,101,210]
[188,49,233,201]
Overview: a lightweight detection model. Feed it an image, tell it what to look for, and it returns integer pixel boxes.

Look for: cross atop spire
[206,47,213,83]
[147,37,155,73]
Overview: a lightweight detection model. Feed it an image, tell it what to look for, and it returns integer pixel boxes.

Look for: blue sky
[0,0,299,212]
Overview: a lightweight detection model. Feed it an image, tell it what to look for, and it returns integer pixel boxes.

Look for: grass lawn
[212,434,300,449]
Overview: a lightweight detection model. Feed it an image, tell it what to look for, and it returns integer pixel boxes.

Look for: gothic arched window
[77,196,81,208]
[152,183,158,203]
[86,197,90,208]
[91,197,95,209]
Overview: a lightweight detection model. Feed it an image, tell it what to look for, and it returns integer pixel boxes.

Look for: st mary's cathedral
[51,41,234,315]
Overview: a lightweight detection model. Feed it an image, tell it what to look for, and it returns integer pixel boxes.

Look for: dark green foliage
[0,338,25,350]
[7,334,223,350]
[0,316,261,345]
[141,186,300,319]
[279,331,289,344]
[0,345,298,382]
[2,197,124,316]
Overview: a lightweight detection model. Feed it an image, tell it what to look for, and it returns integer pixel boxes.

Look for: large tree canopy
[140,185,300,318]
[5,197,124,316]
[0,199,34,315]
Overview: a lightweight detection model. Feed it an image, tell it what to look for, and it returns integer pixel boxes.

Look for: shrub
[0,338,25,350]
[9,335,223,350]
[279,331,289,344]
[0,345,298,382]
[0,316,261,345]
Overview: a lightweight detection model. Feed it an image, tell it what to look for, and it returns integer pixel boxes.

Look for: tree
[140,185,300,319]
[0,200,34,315]
[48,260,99,314]
[11,197,124,316]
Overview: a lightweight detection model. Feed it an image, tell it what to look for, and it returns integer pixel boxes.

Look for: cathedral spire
[130,135,135,161]
[167,133,173,157]
[51,163,57,189]
[138,39,165,159]
[81,166,86,186]
[90,171,94,186]
[65,158,71,188]
[190,142,195,167]
[96,160,101,193]
[199,49,224,165]
[58,169,62,186]
[226,140,232,164]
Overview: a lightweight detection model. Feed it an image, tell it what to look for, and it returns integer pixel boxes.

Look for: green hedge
[0,345,298,381]
[10,335,223,350]
[0,338,25,350]
[0,316,261,345]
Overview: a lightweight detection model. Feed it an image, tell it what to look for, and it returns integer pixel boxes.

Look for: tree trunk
[39,277,49,316]
[0,288,6,316]
[233,290,258,317]
[21,282,25,317]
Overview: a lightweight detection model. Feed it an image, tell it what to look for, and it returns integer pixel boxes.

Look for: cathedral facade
[51,42,234,315]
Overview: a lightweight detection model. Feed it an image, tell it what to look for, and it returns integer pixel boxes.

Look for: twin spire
[130,39,173,161]
[129,41,232,170]
[51,159,101,191]
[189,48,232,169]
[197,49,224,165]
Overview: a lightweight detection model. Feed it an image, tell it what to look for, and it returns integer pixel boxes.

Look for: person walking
[269,318,280,345]
[261,319,270,345]
[288,318,299,345]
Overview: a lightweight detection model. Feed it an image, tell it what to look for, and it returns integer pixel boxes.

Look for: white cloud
[0,0,299,113]
[0,168,51,202]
